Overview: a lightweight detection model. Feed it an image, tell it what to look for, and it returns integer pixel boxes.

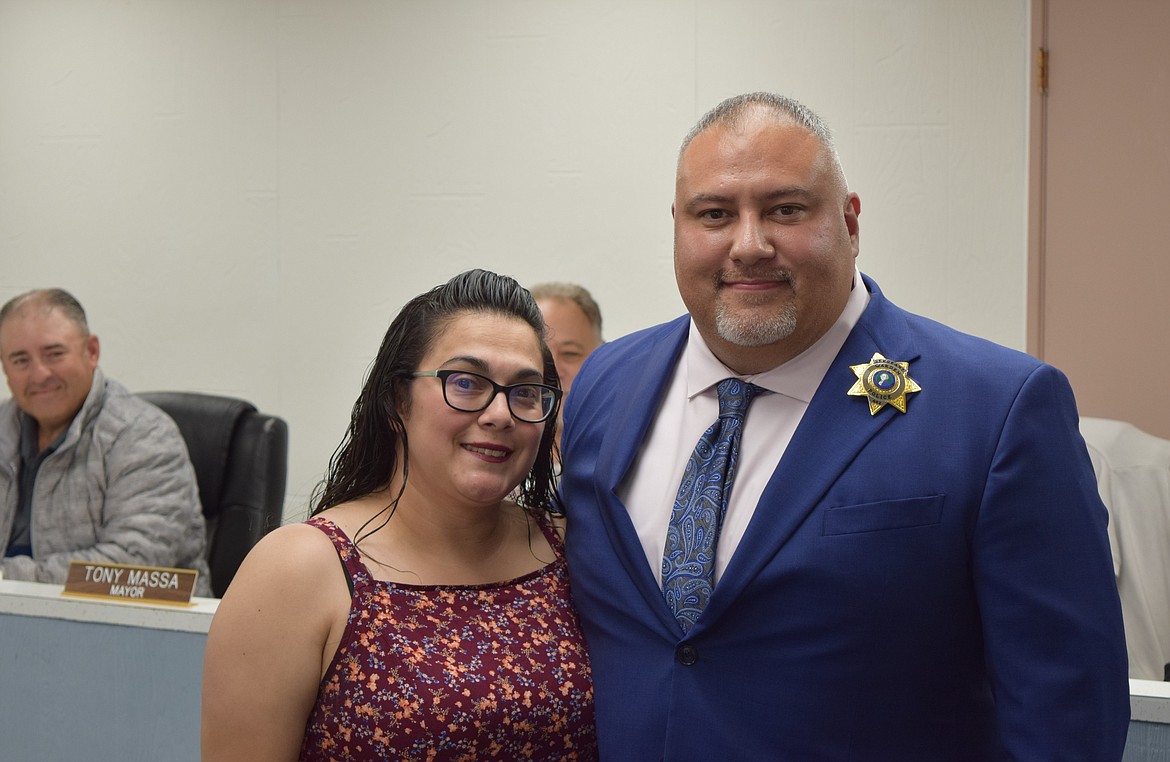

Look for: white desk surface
[0,577,218,633]
[1130,678,1170,723]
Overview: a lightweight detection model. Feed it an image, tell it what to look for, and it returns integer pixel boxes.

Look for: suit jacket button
[676,644,698,665]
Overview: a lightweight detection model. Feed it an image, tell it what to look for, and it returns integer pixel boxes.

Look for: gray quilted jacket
[0,368,210,595]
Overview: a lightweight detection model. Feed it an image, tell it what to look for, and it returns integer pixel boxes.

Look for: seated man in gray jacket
[0,288,210,595]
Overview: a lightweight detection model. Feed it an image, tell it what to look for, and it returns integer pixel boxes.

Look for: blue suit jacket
[561,275,1129,761]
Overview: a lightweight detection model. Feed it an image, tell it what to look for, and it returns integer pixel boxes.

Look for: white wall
[0,0,1029,519]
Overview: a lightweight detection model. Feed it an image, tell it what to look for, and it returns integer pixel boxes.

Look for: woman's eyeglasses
[412,370,561,423]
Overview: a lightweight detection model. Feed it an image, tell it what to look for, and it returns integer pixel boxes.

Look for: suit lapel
[594,318,689,489]
[702,279,923,625]
[593,317,691,632]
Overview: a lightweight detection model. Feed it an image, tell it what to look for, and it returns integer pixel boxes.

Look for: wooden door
[1029,0,1170,439]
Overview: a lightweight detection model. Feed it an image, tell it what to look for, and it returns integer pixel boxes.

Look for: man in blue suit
[560,92,1129,760]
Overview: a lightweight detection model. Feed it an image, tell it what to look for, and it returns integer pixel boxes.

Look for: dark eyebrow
[762,187,816,203]
[511,369,546,384]
[682,192,734,212]
[441,355,490,373]
[3,344,66,361]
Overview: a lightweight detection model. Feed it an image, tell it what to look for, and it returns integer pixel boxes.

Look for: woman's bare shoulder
[218,519,348,610]
[248,520,338,568]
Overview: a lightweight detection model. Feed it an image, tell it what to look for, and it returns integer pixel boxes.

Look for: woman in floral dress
[202,270,597,761]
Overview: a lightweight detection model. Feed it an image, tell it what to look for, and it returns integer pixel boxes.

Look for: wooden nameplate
[62,560,198,606]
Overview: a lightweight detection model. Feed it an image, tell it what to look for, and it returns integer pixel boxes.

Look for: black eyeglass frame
[411,369,562,423]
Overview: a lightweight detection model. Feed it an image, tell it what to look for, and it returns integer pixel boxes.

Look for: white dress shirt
[620,269,870,585]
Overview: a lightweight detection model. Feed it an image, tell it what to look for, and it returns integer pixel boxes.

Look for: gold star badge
[847,353,921,415]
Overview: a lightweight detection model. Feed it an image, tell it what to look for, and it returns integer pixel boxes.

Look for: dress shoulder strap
[533,510,567,560]
[305,516,372,594]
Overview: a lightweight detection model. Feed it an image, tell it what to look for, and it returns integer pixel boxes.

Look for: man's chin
[21,400,72,424]
[715,308,797,347]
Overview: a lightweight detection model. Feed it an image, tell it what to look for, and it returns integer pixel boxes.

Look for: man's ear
[844,193,861,257]
[85,334,100,366]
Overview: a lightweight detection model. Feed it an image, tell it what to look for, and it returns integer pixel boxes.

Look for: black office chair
[139,391,289,598]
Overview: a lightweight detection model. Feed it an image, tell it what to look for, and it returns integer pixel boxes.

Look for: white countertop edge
[0,578,218,634]
[1130,679,1170,724]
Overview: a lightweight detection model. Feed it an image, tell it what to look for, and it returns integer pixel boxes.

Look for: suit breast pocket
[822,494,945,536]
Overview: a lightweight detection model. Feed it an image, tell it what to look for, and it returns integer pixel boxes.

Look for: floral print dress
[299,516,598,761]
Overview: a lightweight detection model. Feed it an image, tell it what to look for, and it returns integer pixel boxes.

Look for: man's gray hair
[678,92,841,171]
[0,288,90,335]
[529,282,603,339]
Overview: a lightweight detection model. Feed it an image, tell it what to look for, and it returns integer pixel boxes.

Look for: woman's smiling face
[401,310,549,509]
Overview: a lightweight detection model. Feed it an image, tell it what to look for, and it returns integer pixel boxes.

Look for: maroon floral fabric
[299,516,597,761]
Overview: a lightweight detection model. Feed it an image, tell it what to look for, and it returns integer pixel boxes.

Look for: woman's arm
[201,523,351,761]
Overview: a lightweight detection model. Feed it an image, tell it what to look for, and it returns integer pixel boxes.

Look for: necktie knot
[716,378,764,421]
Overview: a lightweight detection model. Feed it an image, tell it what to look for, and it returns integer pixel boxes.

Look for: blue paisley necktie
[662,377,765,632]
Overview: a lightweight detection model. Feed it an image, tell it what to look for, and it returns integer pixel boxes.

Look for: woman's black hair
[311,269,563,528]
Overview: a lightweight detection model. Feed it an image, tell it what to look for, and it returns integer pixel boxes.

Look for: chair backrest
[139,391,289,597]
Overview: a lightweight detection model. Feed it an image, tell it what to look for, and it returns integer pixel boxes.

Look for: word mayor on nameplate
[62,560,198,606]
